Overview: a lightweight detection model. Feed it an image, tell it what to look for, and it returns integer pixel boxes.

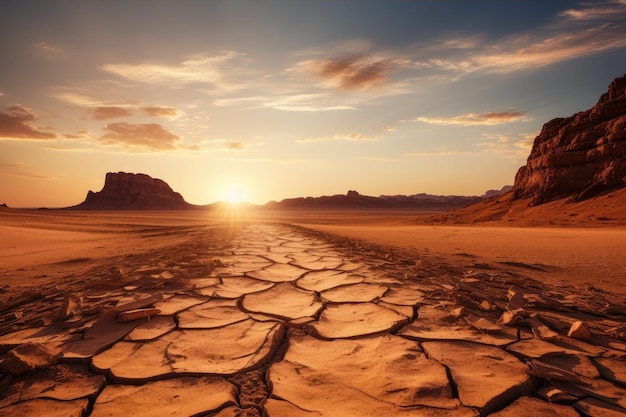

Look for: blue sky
[1,0,625,206]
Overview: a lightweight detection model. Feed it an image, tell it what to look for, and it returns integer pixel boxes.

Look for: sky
[1,0,626,207]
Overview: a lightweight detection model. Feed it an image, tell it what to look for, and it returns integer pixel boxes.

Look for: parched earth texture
[1,223,626,416]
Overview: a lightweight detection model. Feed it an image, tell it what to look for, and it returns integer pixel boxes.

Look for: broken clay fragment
[567,321,593,342]
[117,308,161,323]
[0,342,62,375]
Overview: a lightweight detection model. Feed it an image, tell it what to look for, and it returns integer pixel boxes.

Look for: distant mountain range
[265,187,512,210]
[62,171,512,211]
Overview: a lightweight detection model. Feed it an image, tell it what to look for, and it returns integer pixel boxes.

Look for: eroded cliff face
[72,172,193,210]
[513,75,626,205]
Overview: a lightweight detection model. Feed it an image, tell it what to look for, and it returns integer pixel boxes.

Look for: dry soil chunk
[421,341,535,414]
[92,319,284,381]
[269,334,457,409]
[313,303,408,338]
[489,396,579,417]
[242,282,323,320]
[91,377,237,417]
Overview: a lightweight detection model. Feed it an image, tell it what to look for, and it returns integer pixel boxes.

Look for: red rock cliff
[71,172,194,210]
[513,74,626,205]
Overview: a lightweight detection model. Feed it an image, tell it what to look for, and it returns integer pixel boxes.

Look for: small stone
[117,308,161,323]
[0,342,62,375]
[537,386,578,403]
[59,294,82,320]
[568,321,593,342]
[479,300,494,311]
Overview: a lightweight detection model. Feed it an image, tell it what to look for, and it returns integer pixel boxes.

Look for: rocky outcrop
[71,172,194,210]
[513,74,626,205]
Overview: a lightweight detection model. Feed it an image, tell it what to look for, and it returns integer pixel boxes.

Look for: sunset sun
[221,184,247,204]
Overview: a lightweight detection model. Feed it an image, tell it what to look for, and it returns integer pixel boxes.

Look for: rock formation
[513,74,626,205]
[266,190,485,210]
[71,172,194,210]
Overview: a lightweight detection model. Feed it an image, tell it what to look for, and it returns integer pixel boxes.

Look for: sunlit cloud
[11,172,55,180]
[0,160,30,168]
[0,105,57,140]
[405,150,478,157]
[101,51,254,90]
[290,54,398,90]
[92,106,133,120]
[142,106,180,118]
[35,42,62,53]
[378,125,396,132]
[296,133,379,143]
[560,0,626,21]
[98,122,180,151]
[416,111,529,126]
[264,94,355,111]
[474,133,536,155]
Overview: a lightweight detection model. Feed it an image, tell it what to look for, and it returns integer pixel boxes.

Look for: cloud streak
[296,133,379,143]
[98,122,180,151]
[0,105,57,140]
[92,106,133,120]
[101,51,254,90]
[416,111,529,126]
[142,106,179,118]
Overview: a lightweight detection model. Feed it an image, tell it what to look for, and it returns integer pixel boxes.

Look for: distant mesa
[70,172,194,210]
[513,74,626,205]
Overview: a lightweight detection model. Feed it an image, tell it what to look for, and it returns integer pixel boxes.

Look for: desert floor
[1,208,626,416]
[3,208,625,295]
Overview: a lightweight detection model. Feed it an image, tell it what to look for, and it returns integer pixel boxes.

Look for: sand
[1,208,626,416]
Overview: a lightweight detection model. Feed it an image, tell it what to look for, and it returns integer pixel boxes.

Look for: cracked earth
[1,223,626,416]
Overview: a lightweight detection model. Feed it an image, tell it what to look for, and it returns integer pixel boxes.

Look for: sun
[221,184,247,204]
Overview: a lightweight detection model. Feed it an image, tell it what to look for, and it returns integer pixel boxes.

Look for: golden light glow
[221,184,247,204]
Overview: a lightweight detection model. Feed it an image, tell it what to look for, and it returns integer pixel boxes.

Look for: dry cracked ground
[1,223,626,416]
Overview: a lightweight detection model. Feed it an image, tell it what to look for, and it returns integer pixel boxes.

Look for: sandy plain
[2,206,625,296]
[1,207,626,416]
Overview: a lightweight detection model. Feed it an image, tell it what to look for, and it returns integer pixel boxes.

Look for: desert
[2,2,626,416]
[1,200,626,416]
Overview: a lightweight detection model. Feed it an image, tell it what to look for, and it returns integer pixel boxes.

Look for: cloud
[292,54,397,90]
[98,122,180,150]
[92,106,133,120]
[264,94,355,111]
[0,160,30,168]
[296,133,379,143]
[228,141,244,150]
[11,172,55,180]
[559,0,626,21]
[406,150,479,157]
[424,2,626,75]
[101,51,253,90]
[0,105,57,140]
[473,133,537,157]
[35,42,62,53]
[416,111,529,126]
[142,106,180,118]
[378,125,396,132]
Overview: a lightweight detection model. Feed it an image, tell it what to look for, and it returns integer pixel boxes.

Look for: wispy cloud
[35,42,62,53]
[141,106,180,118]
[98,122,180,151]
[101,51,255,90]
[296,133,380,143]
[475,133,536,154]
[0,105,57,140]
[92,106,133,120]
[406,150,479,157]
[264,94,355,112]
[11,172,55,180]
[0,160,30,168]
[416,111,529,126]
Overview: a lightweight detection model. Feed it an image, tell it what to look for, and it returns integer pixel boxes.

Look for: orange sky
[1,1,626,206]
